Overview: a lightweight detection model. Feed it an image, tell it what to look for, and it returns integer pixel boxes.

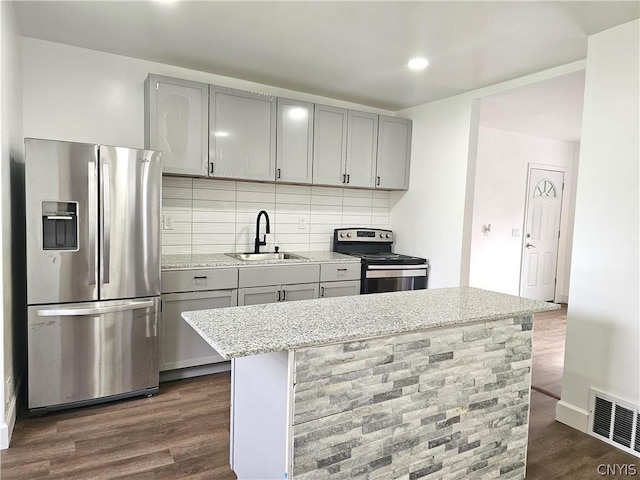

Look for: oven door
[362,264,428,294]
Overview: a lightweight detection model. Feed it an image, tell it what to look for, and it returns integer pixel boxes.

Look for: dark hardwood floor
[2,306,637,479]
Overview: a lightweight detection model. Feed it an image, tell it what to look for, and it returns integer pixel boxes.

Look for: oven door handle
[366,264,427,270]
[366,270,427,279]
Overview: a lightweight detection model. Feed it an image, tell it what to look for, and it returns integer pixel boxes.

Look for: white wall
[389,61,585,289]
[468,127,578,299]
[557,19,639,431]
[0,0,23,449]
[22,38,391,148]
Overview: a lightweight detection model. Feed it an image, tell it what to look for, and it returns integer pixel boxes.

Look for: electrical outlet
[298,217,306,229]
[163,215,174,230]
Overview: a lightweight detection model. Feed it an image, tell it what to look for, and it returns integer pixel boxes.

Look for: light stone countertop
[161,251,359,270]
[181,286,560,360]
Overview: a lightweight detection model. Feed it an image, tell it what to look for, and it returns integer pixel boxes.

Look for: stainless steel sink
[225,252,307,261]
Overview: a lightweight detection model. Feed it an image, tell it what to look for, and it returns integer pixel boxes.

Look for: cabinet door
[276,98,314,184]
[320,280,361,298]
[238,285,279,306]
[281,282,319,302]
[145,75,209,176]
[376,116,412,190]
[209,86,276,181]
[312,104,347,187]
[160,290,237,371]
[346,111,378,188]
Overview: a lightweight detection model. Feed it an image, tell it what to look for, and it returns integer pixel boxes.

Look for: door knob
[526,243,536,249]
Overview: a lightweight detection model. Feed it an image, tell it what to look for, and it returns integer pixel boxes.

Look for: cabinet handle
[282,289,286,301]
[320,286,325,297]
[342,174,346,184]
[337,268,347,272]
[346,174,350,184]
[277,168,281,179]
[193,276,207,280]
[377,176,381,186]
[277,290,281,302]
[209,163,214,175]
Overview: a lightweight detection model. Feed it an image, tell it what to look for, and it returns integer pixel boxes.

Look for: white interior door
[520,168,564,301]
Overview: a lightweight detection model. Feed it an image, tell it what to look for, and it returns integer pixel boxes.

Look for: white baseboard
[556,399,589,432]
[0,371,23,450]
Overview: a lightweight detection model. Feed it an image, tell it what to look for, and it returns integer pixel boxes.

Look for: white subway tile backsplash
[192,223,236,234]
[193,178,236,191]
[276,192,312,205]
[237,191,275,203]
[342,215,373,226]
[193,188,236,202]
[193,244,235,254]
[161,176,392,255]
[311,186,344,197]
[372,189,390,199]
[237,181,275,193]
[343,195,373,208]
[162,245,192,255]
[342,205,374,215]
[372,197,390,208]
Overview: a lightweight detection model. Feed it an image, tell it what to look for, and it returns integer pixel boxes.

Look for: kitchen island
[182,287,558,480]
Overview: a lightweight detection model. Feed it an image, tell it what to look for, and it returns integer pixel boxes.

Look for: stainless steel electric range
[333,228,428,294]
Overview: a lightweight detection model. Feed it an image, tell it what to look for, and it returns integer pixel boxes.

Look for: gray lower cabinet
[238,282,319,306]
[160,289,237,371]
[319,280,360,298]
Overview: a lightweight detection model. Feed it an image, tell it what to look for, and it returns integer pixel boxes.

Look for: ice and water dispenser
[41,201,78,250]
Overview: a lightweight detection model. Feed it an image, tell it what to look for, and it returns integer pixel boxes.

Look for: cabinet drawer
[238,264,320,288]
[319,263,361,282]
[162,268,238,293]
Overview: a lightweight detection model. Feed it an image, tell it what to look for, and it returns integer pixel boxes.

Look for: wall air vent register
[589,388,640,458]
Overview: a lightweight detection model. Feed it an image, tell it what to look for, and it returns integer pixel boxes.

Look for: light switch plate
[512,228,521,237]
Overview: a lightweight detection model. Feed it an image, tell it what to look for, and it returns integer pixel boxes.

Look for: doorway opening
[465,70,585,399]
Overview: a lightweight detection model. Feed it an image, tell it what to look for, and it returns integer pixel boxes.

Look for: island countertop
[181,286,559,359]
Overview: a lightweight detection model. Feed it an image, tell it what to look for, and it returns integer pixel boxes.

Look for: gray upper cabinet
[312,105,379,188]
[145,74,209,176]
[346,111,378,188]
[209,86,276,181]
[312,105,348,186]
[276,98,314,184]
[376,116,412,190]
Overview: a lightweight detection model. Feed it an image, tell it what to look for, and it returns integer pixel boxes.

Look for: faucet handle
[274,246,280,253]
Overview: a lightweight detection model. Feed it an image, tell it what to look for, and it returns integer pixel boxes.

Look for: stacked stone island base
[293,316,533,479]
[182,287,558,479]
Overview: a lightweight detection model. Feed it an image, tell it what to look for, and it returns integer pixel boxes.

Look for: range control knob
[379,233,384,238]
[346,233,352,238]
[386,233,391,239]
[340,232,346,238]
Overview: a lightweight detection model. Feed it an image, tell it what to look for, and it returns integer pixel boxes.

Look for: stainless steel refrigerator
[25,138,162,413]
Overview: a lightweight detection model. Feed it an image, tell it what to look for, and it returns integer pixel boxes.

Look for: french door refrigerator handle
[102,162,111,284]
[88,156,97,285]
[37,299,155,317]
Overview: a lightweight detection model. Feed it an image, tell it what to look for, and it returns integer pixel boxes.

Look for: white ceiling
[480,70,586,142]
[13,1,639,111]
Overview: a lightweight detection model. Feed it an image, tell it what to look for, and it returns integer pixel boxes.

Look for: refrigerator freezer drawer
[27,298,160,411]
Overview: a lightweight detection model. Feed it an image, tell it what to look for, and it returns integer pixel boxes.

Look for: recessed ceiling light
[408,57,429,71]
